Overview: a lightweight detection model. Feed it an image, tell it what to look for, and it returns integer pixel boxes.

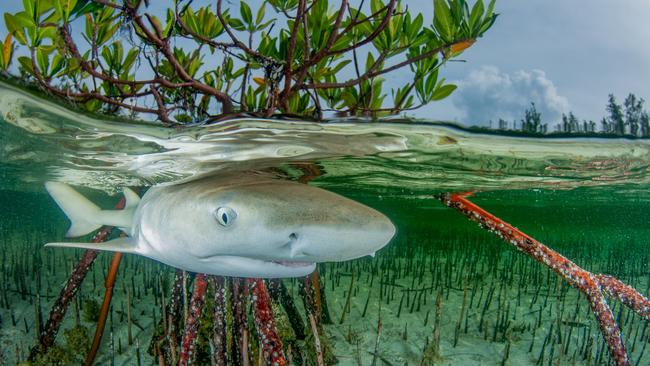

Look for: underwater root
[170,276,286,365]
[249,278,287,365]
[594,274,650,322]
[440,192,650,366]
[28,196,127,362]
[179,274,209,366]
[209,276,227,365]
[84,251,123,366]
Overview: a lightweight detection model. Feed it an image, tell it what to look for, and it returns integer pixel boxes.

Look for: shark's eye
[214,207,237,226]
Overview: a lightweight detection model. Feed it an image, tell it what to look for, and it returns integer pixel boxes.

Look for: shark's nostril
[287,233,304,258]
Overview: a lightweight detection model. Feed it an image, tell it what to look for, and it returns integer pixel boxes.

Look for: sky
[2,1,649,127]
[409,0,650,127]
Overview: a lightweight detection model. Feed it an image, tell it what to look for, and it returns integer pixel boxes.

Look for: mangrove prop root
[310,270,329,324]
[84,251,123,366]
[308,313,325,366]
[440,192,650,366]
[151,270,184,365]
[249,279,287,366]
[29,250,99,359]
[29,197,126,361]
[269,279,306,340]
[179,273,208,366]
[209,276,228,366]
[167,270,184,364]
[594,274,650,322]
[317,270,333,325]
[229,278,248,366]
[300,272,324,326]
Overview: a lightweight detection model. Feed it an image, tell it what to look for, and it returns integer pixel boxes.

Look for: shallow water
[0,79,649,365]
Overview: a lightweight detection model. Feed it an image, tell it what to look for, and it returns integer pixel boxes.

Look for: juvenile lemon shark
[44,174,396,278]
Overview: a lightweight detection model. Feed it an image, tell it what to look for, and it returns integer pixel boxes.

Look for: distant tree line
[486,93,650,136]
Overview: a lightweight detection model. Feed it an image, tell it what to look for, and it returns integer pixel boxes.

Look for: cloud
[452,66,570,126]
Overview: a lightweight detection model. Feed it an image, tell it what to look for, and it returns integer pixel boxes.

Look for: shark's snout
[276,205,396,263]
[296,215,396,261]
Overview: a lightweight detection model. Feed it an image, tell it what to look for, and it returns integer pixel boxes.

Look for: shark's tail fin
[45,182,138,237]
[45,182,102,237]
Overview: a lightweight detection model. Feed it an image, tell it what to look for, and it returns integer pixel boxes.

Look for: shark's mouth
[269,260,314,268]
[198,254,315,270]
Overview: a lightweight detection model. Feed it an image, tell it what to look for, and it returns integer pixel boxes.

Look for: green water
[1,79,649,365]
[0,186,648,365]
[320,187,649,365]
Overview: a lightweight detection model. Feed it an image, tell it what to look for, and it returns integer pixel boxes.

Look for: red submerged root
[594,274,650,322]
[300,274,322,325]
[230,278,250,365]
[210,276,228,366]
[440,192,650,366]
[179,273,209,366]
[249,278,286,366]
[165,269,185,364]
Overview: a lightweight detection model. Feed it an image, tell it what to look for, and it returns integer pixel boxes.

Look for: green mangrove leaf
[240,1,252,26]
[431,83,457,101]
[70,1,103,19]
[433,0,454,41]
[18,55,33,74]
[49,53,65,76]
[255,2,266,25]
[469,0,484,32]
[228,17,245,31]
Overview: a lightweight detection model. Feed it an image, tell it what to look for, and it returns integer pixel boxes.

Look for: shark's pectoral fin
[45,237,138,254]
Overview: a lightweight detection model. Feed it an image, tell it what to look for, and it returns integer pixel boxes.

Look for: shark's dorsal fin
[45,237,138,253]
